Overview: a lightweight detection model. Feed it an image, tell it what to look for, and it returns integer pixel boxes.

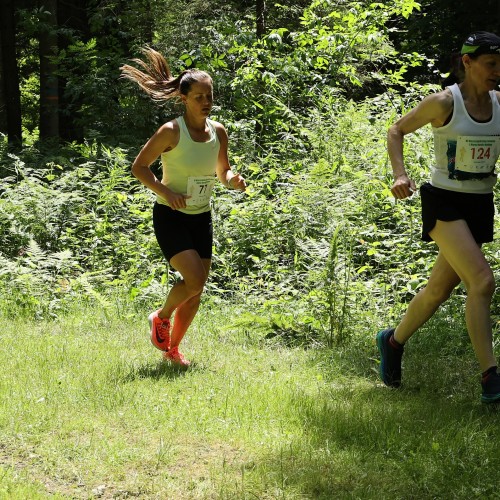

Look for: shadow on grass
[120,360,194,382]
[247,361,500,499]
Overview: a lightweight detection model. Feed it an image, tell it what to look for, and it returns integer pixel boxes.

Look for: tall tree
[39,0,59,140]
[0,30,6,134]
[0,0,22,146]
[57,0,90,142]
[254,0,266,143]
[256,0,266,39]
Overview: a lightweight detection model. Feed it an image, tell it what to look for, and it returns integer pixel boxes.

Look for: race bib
[185,176,216,206]
[455,135,500,174]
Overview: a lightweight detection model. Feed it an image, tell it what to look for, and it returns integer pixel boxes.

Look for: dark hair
[441,52,467,88]
[120,47,212,101]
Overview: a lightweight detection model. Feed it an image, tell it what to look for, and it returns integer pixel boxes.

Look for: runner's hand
[391,175,416,200]
[163,190,190,210]
[229,173,247,192]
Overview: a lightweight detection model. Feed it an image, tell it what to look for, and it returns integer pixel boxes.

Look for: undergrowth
[2,86,500,347]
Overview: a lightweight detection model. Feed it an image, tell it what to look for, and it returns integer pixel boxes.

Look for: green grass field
[1,303,499,499]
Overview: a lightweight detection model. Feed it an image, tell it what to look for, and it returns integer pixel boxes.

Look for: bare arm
[388,89,453,199]
[131,122,189,210]
[214,123,246,192]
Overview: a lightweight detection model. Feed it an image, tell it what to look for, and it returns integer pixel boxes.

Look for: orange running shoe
[148,310,171,351]
[163,346,190,367]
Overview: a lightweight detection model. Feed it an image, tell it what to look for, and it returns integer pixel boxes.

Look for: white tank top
[431,83,500,193]
[157,116,220,214]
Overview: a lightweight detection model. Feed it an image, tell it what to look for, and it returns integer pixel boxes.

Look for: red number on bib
[472,147,491,160]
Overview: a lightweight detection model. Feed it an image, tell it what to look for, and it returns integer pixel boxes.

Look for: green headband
[461,44,500,56]
[461,44,480,55]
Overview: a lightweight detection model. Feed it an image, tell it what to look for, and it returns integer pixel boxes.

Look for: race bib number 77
[185,176,216,206]
[455,135,500,174]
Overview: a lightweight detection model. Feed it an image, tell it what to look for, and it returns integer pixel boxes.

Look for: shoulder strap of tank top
[176,116,188,137]
[206,119,218,142]
[489,90,500,116]
[447,83,470,120]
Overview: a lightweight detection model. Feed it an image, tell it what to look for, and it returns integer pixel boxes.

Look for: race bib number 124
[455,135,500,174]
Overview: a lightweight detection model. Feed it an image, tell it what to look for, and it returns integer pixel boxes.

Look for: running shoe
[376,328,404,388]
[148,310,171,351]
[481,369,500,404]
[164,346,190,367]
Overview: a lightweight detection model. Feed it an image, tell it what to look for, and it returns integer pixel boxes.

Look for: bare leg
[169,260,211,348]
[158,250,211,348]
[168,294,202,348]
[394,252,460,344]
[395,219,496,371]
[427,220,496,371]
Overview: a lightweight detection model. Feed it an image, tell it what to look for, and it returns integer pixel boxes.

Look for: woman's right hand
[162,189,189,210]
[391,174,416,200]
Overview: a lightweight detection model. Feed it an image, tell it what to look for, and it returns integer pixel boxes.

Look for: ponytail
[441,52,464,89]
[120,47,212,101]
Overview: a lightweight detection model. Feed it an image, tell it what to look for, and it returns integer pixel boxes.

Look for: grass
[0,300,499,499]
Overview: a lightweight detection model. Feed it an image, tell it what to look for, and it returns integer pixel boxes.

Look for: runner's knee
[184,274,206,297]
[466,270,495,299]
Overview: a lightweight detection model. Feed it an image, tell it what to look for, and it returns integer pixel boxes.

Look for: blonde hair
[120,47,212,101]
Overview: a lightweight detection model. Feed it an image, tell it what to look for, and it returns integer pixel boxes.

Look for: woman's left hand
[229,173,247,192]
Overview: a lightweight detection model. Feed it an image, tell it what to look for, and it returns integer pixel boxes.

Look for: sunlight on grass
[0,305,499,498]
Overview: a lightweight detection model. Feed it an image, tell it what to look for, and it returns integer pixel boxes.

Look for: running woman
[121,48,246,367]
[377,32,500,403]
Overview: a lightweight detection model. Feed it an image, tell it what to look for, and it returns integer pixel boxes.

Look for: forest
[2,0,500,324]
[1,1,500,498]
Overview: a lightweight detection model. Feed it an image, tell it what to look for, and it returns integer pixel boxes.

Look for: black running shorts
[152,203,213,262]
[420,182,494,243]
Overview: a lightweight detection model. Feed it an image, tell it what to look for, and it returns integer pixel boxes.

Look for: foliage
[0,142,167,318]
[13,0,427,146]
[178,0,426,148]
[5,0,500,344]
[389,0,500,83]
[5,76,500,346]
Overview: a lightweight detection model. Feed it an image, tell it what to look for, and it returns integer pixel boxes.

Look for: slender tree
[0,0,22,146]
[0,30,6,134]
[256,0,266,39]
[57,0,90,142]
[254,0,266,144]
[39,0,59,140]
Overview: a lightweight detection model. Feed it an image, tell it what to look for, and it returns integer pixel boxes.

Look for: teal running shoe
[376,328,403,388]
[481,369,500,404]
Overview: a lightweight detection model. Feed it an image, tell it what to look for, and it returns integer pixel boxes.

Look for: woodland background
[2,0,500,341]
[3,2,500,498]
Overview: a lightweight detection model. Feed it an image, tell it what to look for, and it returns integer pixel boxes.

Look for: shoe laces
[156,318,170,341]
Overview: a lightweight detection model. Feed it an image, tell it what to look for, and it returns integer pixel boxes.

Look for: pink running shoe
[148,310,171,351]
[164,346,190,367]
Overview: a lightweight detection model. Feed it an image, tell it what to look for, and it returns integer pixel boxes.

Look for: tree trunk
[57,0,89,142]
[0,0,22,146]
[0,30,7,134]
[255,0,266,144]
[39,0,59,140]
[256,0,266,39]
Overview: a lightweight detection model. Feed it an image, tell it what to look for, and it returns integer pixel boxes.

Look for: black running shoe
[376,328,404,388]
[481,370,500,404]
